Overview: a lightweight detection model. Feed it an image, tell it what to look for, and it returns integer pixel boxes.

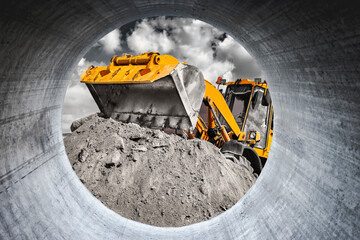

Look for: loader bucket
[84,63,205,130]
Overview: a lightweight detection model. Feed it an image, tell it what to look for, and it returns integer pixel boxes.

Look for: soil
[64,113,257,227]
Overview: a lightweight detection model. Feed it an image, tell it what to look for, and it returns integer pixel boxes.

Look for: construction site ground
[64,114,257,227]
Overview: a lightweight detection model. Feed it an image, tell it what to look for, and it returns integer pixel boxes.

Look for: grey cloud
[62,17,262,132]
[62,58,105,132]
[125,17,261,83]
[98,29,122,54]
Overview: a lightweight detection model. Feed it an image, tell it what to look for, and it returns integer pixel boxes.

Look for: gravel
[64,113,257,227]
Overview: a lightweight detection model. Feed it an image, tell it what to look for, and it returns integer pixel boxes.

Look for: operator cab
[221,78,274,163]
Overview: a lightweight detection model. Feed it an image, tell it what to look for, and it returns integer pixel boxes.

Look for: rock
[94,134,125,152]
[116,137,125,150]
[152,130,164,139]
[78,149,88,162]
[132,145,147,152]
[108,151,122,164]
[152,140,169,148]
[129,133,145,141]
[132,153,141,162]
[70,113,98,132]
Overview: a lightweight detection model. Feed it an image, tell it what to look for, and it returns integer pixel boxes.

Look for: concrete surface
[0,0,359,239]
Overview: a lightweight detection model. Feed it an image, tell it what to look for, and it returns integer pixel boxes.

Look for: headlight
[250,132,256,139]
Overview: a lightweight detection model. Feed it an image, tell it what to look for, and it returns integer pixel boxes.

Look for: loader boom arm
[203,80,241,137]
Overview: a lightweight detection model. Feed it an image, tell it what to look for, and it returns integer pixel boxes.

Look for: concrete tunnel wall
[0,0,359,239]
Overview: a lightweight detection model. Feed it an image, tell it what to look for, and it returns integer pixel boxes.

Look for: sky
[62,17,262,133]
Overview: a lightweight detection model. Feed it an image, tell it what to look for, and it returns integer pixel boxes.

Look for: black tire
[242,147,263,175]
[222,153,253,173]
[220,140,262,175]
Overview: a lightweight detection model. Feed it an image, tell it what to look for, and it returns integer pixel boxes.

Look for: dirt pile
[64,114,257,227]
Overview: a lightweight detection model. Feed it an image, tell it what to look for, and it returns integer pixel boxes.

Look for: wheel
[220,140,263,175]
[222,153,254,173]
[242,147,263,175]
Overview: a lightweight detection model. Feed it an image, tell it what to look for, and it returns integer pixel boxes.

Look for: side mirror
[262,90,271,106]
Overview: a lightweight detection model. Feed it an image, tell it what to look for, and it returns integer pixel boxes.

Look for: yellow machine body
[192,78,273,161]
[226,78,273,160]
[81,52,206,130]
[81,52,180,84]
[81,52,273,173]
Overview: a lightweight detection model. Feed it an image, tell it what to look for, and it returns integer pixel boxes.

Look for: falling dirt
[64,113,257,227]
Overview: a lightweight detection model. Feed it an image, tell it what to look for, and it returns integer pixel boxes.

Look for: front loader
[81,52,273,174]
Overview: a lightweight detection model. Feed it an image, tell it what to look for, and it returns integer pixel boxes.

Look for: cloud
[62,17,263,132]
[202,60,235,83]
[98,29,122,54]
[215,36,262,80]
[126,18,175,53]
[125,17,261,84]
[62,58,105,132]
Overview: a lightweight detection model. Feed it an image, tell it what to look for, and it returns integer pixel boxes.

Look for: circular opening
[62,16,272,227]
[3,2,357,239]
